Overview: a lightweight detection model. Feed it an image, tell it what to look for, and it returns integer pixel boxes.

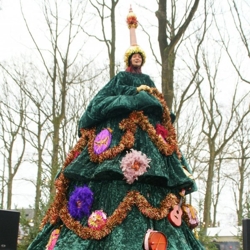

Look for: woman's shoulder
[116,71,128,77]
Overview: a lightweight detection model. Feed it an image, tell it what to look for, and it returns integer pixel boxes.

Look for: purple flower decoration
[93,128,112,155]
[68,185,94,220]
[120,149,151,184]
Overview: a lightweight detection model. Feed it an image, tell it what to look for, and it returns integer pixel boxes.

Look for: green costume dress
[28,71,204,250]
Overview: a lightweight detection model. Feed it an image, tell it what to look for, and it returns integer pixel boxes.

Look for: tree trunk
[162,48,175,109]
[156,0,200,110]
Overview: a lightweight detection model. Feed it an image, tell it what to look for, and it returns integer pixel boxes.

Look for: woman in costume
[28,7,204,250]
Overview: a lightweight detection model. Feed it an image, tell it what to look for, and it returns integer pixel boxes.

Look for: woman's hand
[137,85,151,92]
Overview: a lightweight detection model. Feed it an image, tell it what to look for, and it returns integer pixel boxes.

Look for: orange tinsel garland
[59,191,178,240]
[40,87,181,229]
[85,87,181,163]
[148,88,181,158]
[40,131,90,228]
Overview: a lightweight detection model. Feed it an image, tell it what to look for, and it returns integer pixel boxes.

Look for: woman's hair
[125,65,142,74]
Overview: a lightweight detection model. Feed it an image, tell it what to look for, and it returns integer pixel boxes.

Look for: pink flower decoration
[88,210,107,230]
[120,149,151,184]
[155,123,168,141]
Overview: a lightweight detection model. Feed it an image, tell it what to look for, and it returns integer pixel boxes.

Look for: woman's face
[130,53,142,67]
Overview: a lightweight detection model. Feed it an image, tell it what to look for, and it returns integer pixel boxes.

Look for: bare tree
[0,71,27,209]
[227,110,250,226]
[215,0,250,85]
[0,60,52,226]
[211,152,227,227]
[86,0,120,78]
[176,99,208,212]
[198,50,250,230]
[20,0,94,197]
[176,99,207,176]
[155,0,201,109]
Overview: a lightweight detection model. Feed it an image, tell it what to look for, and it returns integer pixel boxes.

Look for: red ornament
[155,124,168,140]
[73,151,80,159]
[143,229,168,250]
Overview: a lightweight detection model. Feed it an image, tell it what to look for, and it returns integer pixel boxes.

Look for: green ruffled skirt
[28,106,204,250]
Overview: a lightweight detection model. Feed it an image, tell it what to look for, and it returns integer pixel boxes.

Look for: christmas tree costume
[28,7,204,250]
